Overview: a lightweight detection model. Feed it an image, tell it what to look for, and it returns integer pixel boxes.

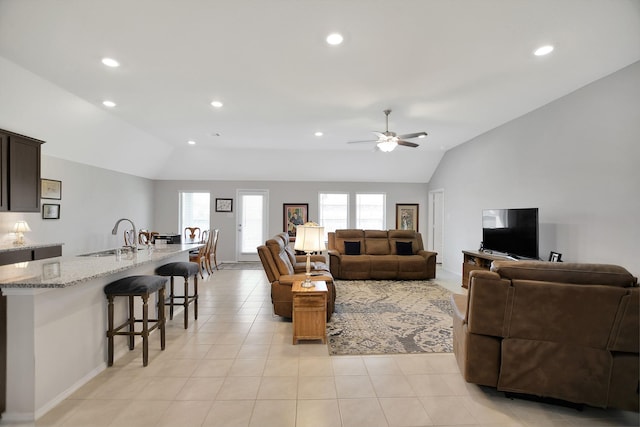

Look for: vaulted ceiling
[1,0,638,182]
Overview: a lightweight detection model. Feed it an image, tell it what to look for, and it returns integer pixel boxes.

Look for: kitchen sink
[78,248,128,257]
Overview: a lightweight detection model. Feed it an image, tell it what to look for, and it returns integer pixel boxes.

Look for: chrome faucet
[111,218,138,252]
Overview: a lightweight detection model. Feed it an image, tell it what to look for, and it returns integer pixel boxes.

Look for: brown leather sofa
[451,260,639,411]
[257,232,336,320]
[327,229,437,280]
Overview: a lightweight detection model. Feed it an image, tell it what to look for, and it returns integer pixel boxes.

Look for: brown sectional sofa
[327,229,437,280]
[257,232,336,320]
[451,260,639,411]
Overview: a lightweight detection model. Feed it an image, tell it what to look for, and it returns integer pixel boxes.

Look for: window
[179,192,210,234]
[318,192,348,238]
[356,193,386,229]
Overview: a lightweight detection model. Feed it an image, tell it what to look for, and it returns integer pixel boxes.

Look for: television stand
[461,250,515,288]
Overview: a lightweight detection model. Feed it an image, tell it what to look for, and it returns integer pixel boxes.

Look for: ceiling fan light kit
[377,139,398,152]
[347,109,427,152]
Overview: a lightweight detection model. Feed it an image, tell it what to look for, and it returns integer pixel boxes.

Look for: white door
[428,189,444,264]
[236,190,269,261]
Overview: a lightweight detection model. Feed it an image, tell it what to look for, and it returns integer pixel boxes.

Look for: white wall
[153,180,429,263]
[1,156,155,256]
[428,61,640,277]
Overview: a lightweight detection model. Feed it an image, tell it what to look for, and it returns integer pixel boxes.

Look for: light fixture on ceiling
[101,57,120,67]
[102,100,116,107]
[377,137,398,152]
[187,140,196,145]
[210,100,223,108]
[314,131,323,137]
[534,45,554,56]
[326,33,344,45]
[12,220,31,245]
[293,222,326,287]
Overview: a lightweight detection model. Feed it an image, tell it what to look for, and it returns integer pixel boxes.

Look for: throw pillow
[396,241,413,255]
[344,241,361,255]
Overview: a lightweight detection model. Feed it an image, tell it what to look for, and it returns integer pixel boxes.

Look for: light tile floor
[4,267,638,427]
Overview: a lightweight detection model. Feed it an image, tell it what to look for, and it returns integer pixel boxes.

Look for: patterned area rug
[218,262,263,270]
[327,280,454,356]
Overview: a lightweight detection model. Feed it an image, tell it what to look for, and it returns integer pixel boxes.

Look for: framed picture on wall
[42,203,60,219]
[396,203,419,231]
[41,179,62,200]
[215,198,233,212]
[283,203,308,241]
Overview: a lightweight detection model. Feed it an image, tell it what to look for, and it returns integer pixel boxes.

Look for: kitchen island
[0,244,200,422]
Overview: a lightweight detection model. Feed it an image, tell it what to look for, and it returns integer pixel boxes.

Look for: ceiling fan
[348,109,428,152]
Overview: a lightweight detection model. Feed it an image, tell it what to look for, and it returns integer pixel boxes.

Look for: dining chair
[184,227,201,242]
[138,230,159,245]
[206,229,220,272]
[189,229,210,278]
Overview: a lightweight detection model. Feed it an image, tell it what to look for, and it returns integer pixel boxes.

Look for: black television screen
[482,208,539,259]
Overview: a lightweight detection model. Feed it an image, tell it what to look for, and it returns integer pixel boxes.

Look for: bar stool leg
[183,276,189,329]
[194,274,198,321]
[128,296,135,350]
[142,294,149,367]
[158,287,166,350]
[107,295,115,366]
[169,277,175,320]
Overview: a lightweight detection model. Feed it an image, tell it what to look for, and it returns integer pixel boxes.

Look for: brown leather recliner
[257,234,336,320]
[451,260,639,411]
[272,232,330,274]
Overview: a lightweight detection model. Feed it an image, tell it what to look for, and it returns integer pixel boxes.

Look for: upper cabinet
[0,129,44,212]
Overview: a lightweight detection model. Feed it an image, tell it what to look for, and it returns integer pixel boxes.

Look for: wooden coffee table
[292,280,327,344]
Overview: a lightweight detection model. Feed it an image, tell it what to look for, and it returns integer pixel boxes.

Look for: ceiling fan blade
[397,140,419,148]
[398,131,428,139]
[347,139,377,144]
[372,131,387,139]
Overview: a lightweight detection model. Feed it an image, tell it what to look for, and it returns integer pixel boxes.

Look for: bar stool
[155,262,200,329]
[104,275,167,367]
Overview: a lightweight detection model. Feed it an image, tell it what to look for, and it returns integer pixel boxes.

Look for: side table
[292,280,327,344]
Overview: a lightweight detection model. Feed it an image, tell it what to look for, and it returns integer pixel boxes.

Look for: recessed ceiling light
[102,100,116,107]
[326,33,344,45]
[101,57,120,67]
[534,45,554,56]
[418,134,426,139]
[187,140,196,145]
[210,100,223,108]
[314,131,323,137]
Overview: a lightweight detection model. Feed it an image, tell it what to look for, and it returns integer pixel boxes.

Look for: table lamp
[294,222,326,287]
[13,220,31,245]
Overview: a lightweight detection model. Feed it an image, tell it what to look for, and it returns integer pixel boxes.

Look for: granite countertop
[0,244,201,288]
[0,242,64,253]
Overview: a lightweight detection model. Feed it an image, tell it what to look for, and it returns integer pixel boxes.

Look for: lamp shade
[13,221,31,233]
[377,138,398,152]
[294,223,326,252]
[12,220,31,245]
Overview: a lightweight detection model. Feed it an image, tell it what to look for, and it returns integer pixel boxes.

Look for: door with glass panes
[236,190,268,261]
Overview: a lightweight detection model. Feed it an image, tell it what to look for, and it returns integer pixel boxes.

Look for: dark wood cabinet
[0,133,8,211]
[0,129,44,213]
[0,244,62,266]
[461,250,512,288]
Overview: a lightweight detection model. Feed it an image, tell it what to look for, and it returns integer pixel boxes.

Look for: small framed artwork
[41,179,62,200]
[396,203,419,231]
[42,203,60,219]
[283,203,308,240]
[549,251,563,262]
[215,198,233,212]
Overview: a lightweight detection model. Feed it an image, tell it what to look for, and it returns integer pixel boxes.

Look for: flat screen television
[482,208,539,259]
